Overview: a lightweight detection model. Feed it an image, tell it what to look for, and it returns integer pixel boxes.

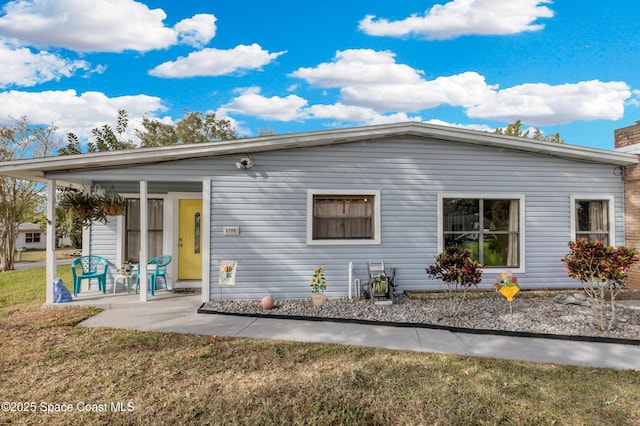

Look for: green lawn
[0,265,72,317]
[1,267,639,424]
[15,248,78,263]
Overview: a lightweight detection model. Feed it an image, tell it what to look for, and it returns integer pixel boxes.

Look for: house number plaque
[223,226,240,236]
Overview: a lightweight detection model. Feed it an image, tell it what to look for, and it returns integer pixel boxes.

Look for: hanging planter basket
[100,203,126,216]
[60,188,127,225]
[69,204,93,219]
[60,190,100,225]
[97,192,128,217]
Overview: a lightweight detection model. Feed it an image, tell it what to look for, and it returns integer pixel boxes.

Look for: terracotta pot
[101,204,126,216]
[311,293,325,306]
[69,205,92,218]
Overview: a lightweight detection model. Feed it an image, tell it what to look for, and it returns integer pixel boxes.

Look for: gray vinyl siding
[206,138,625,300]
[75,136,625,300]
[88,218,118,290]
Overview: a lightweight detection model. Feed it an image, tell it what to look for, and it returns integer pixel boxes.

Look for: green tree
[57,110,137,246]
[0,116,59,271]
[59,109,135,155]
[494,119,564,143]
[136,111,237,147]
[57,110,237,247]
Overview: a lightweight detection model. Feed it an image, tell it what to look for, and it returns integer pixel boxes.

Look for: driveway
[13,259,73,270]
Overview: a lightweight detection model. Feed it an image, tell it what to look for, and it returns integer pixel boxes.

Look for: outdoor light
[235,157,253,170]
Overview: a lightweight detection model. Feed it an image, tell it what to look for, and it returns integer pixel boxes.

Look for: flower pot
[69,205,92,218]
[311,293,325,306]
[101,204,126,216]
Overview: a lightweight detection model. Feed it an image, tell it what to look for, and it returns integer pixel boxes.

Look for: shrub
[426,247,483,317]
[562,238,640,331]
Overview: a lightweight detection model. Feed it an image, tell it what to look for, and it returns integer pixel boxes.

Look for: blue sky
[0,0,639,150]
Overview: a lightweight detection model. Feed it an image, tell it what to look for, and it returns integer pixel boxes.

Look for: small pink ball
[260,295,274,310]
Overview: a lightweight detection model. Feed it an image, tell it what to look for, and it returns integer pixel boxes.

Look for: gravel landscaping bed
[201,293,640,341]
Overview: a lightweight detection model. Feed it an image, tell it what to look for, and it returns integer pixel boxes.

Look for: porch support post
[202,179,211,303]
[139,180,148,302]
[45,180,57,305]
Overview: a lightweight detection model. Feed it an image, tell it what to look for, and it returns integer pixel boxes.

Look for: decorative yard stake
[310,266,327,306]
[494,271,519,313]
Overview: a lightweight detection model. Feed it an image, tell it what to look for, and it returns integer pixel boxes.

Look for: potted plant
[59,190,100,226]
[99,193,128,216]
[310,266,327,306]
[121,261,133,276]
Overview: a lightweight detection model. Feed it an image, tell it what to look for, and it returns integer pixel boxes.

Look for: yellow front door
[178,199,203,280]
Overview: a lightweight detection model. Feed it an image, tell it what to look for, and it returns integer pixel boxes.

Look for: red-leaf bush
[426,247,483,317]
[562,238,640,331]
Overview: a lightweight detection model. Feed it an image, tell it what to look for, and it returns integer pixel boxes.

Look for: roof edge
[0,122,636,182]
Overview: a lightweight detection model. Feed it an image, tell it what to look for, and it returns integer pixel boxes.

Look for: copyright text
[1,401,136,414]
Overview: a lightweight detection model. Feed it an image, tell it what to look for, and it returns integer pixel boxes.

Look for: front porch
[47,287,203,310]
[41,178,212,305]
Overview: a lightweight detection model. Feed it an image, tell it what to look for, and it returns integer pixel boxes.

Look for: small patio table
[113,271,134,294]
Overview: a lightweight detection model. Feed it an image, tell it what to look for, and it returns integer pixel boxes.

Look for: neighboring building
[614,121,640,288]
[0,121,638,305]
[15,222,45,250]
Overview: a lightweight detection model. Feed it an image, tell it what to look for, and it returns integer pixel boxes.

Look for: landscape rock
[203,294,640,340]
[554,293,590,307]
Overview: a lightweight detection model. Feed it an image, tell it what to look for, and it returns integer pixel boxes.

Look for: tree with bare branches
[0,116,59,271]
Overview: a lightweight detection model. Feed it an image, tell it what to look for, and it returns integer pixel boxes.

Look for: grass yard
[0,268,639,425]
[15,248,78,263]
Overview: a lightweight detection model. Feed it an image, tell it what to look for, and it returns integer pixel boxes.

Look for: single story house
[1,121,639,305]
[15,222,46,250]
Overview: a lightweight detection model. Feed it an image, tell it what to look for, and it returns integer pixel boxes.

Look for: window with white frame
[441,196,522,268]
[572,196,614,245]
[307,190,381,245]
[125,198,164,262]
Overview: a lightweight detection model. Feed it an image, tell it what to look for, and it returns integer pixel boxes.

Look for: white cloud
[0,39,92,87]
[306,103,420,126]
[221,88,424,126]
[149,44,286,78]
[359,0,554,39]
[221,87,308,121]
[291,49,495,112]
[0,89,166,139]
[288,48,630,126]
[291,49,424,86]
[466,80,631,125]
[362,113,423,126]
[424,118,493,132]
[174,14,217,48]
[307,103,383,122]
[341,71,496,112]
[0,0,216,52]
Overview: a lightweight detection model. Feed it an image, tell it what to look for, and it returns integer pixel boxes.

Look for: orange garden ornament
[494,271,520,313]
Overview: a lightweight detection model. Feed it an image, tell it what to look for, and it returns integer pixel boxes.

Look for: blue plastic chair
[71,255,109,297]
[135,255,171,296]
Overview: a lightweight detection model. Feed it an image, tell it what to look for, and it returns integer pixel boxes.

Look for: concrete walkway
[72,292,640,371]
